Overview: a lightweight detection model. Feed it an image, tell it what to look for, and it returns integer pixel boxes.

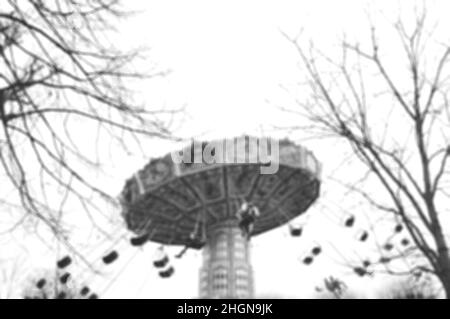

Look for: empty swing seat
[344,215,355,227]
[59,273,71,284]
[102,251,119,264]
[57,256,72,269]
[290,226,302,237]
[130,234,149,247]
[401,238,410,246]
[159,266,175,278]
[303,256,314,265]
[36,279,46,289]
[358,230,369,242]
[153,255,169,268]
[311,246,322,256]
[80,287,90,296]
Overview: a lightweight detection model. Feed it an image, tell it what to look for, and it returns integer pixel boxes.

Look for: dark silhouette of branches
[283,6,450,297]
[0,1,175,241]
[381,275,440,299]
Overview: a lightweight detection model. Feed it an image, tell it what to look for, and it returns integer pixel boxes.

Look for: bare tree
[0,1,175,241]
[283,7,450,297]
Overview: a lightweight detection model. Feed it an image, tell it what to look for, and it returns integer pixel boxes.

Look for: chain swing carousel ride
[30,136,323,299]
[119,136,321,298]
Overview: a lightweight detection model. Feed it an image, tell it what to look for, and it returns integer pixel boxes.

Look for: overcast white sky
[2,0,450,299]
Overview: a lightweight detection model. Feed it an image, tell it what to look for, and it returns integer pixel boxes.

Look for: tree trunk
[441,272,450,299]
[436,237,450,298]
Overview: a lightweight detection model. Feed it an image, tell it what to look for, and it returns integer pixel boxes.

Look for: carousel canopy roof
[120,136,321,246]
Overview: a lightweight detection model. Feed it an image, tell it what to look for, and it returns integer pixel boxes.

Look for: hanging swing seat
[289,225,302,237]
[379,256,391,264]
[357,230,369,242]
[159,266,175,278]
[130,234,149,247]
[102,251,119,264]
[153,255,169,268]
[302,256,314,265]
[80,287,90,296]
[311,246,322,256]
[344,215,355,227]
[394,224,403,233]
[56,256,72,269]
[59,273,71,284]
[36,279,46,289]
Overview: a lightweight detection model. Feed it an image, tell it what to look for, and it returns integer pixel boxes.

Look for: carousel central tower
[199,221,253,298]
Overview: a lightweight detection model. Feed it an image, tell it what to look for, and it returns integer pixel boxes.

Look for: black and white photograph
[0,0,450,303]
